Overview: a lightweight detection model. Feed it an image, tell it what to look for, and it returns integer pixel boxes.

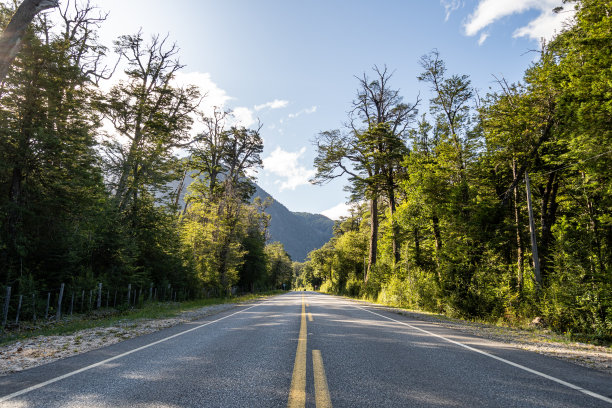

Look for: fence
[0,282,201,332]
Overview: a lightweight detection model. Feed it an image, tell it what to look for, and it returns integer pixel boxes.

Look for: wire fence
[0,282,215,333]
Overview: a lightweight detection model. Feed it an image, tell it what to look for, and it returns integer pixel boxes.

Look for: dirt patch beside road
[0,303,237,376]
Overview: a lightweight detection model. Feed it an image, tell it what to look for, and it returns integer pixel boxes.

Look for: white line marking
[0,296,283,403]
[353,305,612,405]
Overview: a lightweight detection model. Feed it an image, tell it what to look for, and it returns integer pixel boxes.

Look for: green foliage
[0,3,279,304]
[298,0,611,340]
[265,242,293,289]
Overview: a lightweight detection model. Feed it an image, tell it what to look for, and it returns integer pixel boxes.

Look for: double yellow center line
[288,295,332,408]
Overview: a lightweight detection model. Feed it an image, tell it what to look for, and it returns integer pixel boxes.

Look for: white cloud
[172,71,234,135]
[478,32,489,45]
[231,107,256,128]
[440,0,463,21]
[288,106,317,119]
[263,146,315,191]
[254,99,289,111]
[512,7,571,40]
[321,202,351,220]
[464,0,574,42]
[174,71,232,114]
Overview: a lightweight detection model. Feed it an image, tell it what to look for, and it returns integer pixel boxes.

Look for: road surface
[0,292,610,407]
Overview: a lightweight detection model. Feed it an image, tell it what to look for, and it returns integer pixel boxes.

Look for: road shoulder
[332,294,612,375]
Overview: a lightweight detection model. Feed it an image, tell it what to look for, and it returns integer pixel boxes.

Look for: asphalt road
[0,292,610,407]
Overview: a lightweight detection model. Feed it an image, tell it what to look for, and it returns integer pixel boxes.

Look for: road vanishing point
[0,292,610,407]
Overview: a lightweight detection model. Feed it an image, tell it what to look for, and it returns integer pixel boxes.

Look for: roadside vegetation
[0,291,284,346]
[0,0,294,334]
[0,0,609,346]
[296,0,611,343]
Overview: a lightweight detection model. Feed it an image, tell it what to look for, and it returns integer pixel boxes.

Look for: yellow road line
[312,350,332,408]
[308,312,313,322]
[288,295,307,408]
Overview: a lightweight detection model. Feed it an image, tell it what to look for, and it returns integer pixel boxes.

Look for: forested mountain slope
[171,176,334,261]
[252,185,334,262]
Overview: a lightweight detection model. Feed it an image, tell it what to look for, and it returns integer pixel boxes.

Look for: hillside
[252,185,334,261]
[171,177,334,262]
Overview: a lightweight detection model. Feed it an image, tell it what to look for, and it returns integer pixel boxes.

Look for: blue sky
[93,0,573,219]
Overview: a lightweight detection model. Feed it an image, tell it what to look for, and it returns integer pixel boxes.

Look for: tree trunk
[512,160,524,292]
[173,169,188,209]
[387,185,400,266]
[583,172,604,274]
[432,214,442,279]
[0,0,58,86]
[365,196,378,283]
[432,214,442,251]
[538,172,559,283]
[413,226,421,266]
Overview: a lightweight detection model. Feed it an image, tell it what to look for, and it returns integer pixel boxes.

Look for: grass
[0,290,284,347]
[325,291,612,348]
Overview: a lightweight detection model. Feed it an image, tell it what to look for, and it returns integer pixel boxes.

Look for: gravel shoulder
[0,302,238,376]
[1,293,610,378]
[349,297,612,375]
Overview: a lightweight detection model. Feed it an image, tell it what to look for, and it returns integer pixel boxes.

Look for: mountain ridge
[252,184,334,261]
[170,176,334,262]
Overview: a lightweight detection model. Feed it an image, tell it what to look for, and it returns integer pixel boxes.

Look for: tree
[312,66,417,281]
[351,66,419,267]
[238,198,270,292]
[190,107,231,201]
[0,1,110,287]
[265,242,292,289]
[183,110,264,294]
[99,31,201,213]
[418,50,475,198]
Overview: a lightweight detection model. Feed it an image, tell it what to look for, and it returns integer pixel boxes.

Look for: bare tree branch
[0,0,58,85]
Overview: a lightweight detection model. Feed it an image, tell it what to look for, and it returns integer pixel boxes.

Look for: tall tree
[351,66,419,266]
[184,114,264,294]
[0,1,109,286]
[312,67,417,281]
[100,31,201,213]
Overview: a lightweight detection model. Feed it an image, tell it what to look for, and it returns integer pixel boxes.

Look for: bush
[344,276,363,297]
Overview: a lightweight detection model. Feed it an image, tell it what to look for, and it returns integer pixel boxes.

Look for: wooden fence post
[44,292,50,320]
[32,293,36,322]
[15,294,22,324]
[97,283,102,309]
[56,283,64,321]
[2,286,11,329]
[127,284,131,305]
[70,293,74,316]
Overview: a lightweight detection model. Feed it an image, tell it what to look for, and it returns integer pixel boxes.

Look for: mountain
[252,184,334,262]
[169,176,335,262]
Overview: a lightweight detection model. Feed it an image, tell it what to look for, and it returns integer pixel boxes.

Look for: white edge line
[0,297,278,403]
[354,305,612,405]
